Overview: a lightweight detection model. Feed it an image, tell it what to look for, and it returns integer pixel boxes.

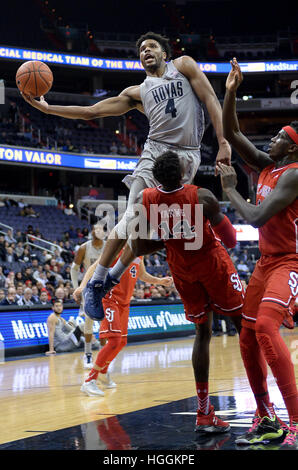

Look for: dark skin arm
[21,86,143,119]
[198,187,225,226]
[223,58,274,172]
[217,162,298,227]
[174,55,231,173]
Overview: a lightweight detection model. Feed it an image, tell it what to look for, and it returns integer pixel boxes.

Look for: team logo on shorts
[230,273,243,292]
[105,308,115,322]
[288,271,298,297]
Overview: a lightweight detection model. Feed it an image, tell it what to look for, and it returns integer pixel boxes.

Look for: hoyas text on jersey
[151,81,183,104]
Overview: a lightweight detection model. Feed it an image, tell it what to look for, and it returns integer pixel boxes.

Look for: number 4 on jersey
[165,98,177,118]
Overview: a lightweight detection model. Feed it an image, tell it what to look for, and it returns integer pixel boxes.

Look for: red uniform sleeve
[212,215,236,248]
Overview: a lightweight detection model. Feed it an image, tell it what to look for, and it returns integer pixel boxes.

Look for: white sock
[85,342,92,355]
[109,259,127,281]
[90,264,109,282]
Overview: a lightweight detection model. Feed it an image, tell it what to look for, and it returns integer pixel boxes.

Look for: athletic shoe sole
[195,424,231,433]
[80,384,105,397]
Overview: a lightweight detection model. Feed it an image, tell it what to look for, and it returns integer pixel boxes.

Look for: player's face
[268,129,292,160]
[53,302,63,314]
[139,39,166,71]
[93,225,105,240]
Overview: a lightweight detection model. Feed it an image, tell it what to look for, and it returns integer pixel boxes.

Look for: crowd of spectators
[0,199,262,310]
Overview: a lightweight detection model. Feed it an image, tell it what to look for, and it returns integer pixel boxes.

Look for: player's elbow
[250,215,266,228]
[83,106,101,120]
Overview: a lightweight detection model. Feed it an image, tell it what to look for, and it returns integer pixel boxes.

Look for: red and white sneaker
[195,405,230,433]
[281,420,298,449]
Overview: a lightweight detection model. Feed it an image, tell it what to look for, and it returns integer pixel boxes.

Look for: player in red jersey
[129,150,244,434]
[73,244,172,396]
[219,58,298,448]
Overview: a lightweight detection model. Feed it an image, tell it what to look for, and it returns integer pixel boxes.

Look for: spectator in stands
[0,235,6,261]
[5,271,15,289]
[68,226,77,239]
[119,142,128,155]
[15,241,24,258]
[39,290,50,305]
[17,287,35,306]
[15,271,24,283]
[15,284,24,302]
[152,254,161,266]
[237,260,250,276]
[0,289,5,303]
[20,205,39,217]
[62,265,72,281]
[5,229,16,244]
[5,246,18,263]
[0,286,18,305]
[18,247,31,263]
[15,230,26,243]
[133,288,145,300]
[31,285,40,303]
[23,267,34,284]
[150,288,162,299]
[0,266,6,288]
[143,255,152,267]
[110,141,118,155]
[18,199,28,209]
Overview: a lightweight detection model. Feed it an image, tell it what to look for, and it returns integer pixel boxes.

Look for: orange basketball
[16,60,53,98]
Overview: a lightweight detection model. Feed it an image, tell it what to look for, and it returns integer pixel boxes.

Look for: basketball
[16,60,53,98]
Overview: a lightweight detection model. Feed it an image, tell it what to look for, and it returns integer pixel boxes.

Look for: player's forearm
[138,271,162,284]
[46,105,94,120]
[224,187,261,227]
[222,90,241,140]
[204,94,226,144]
[48,330,55,351]
[79,261,98,290]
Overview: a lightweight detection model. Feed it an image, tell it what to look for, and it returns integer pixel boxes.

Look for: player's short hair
[136,32,172,60]
[289,121,298,134]
[152,151,182,188]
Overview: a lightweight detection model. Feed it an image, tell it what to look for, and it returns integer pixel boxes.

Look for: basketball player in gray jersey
[22,32,231,318]
[71,224,105,368]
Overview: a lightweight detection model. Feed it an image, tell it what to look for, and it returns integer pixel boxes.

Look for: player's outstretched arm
[21,85,141,120]
[223,58,273,172]
[174,55,231,171]
[217,163,298,227]
[138,259,173,286]
[73,259,99,303]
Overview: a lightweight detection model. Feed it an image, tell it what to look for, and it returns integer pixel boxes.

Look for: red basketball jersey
[256,162,298,255]
[142,184,220,277]
[105,254,142,306]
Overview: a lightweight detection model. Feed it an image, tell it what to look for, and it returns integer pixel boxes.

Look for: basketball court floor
[0,328,297,452]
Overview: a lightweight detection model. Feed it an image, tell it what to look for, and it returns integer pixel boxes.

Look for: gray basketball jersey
[140,60,205,148]
[82,240,104,271]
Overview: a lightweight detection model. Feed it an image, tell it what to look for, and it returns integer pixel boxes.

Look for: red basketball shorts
[242,254,298,330]
[100,298,130,338]
[170,244,244,324]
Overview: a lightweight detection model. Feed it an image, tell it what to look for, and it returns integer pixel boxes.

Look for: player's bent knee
[108,336,122,350]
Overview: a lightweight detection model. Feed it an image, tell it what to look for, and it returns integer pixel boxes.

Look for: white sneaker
[98,372,117,388]
[83,353,93,369]
[80,380,105,397]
